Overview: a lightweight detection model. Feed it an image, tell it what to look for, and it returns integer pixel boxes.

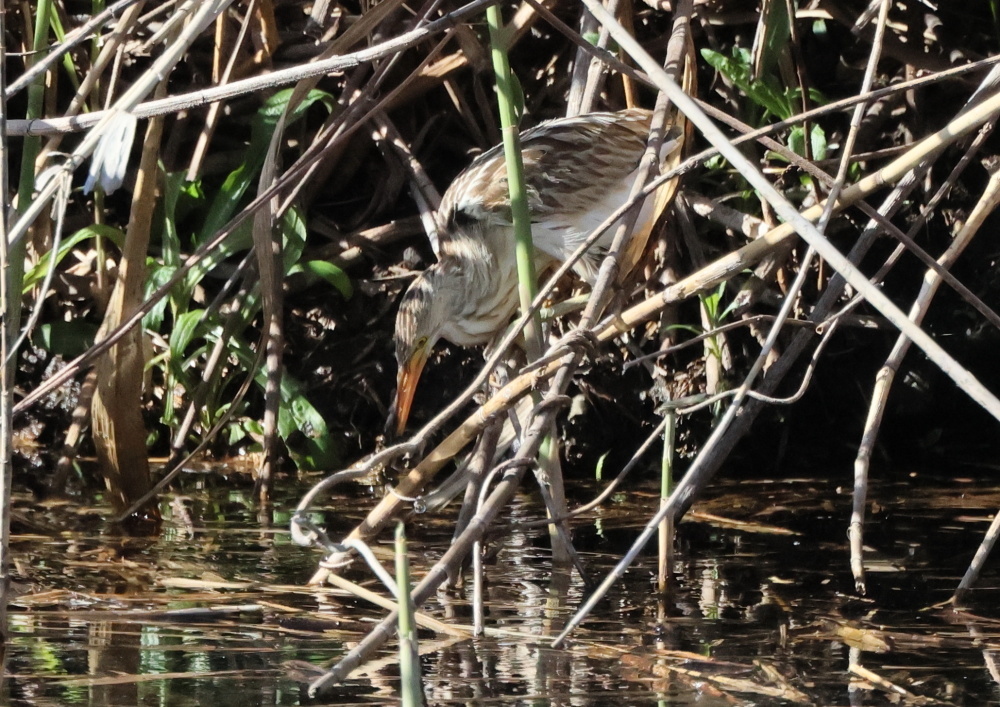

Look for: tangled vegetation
[1,0,1000,696]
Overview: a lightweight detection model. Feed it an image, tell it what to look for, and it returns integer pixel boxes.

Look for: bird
[393,108,681,435]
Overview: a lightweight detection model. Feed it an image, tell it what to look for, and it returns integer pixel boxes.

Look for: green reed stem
[396,523,423,707]
[486,4,570,561]
[485,5,542,360]
[658,406,676,592]
[8,0,53,362]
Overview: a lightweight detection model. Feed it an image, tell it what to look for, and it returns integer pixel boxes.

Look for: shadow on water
[4,467,1000,705]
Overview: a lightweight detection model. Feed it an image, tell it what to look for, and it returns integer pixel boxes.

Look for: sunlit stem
[485,4,569,562]
[658,405,677,593]
[395,523,423,707]
[485,4,542,360]
[8,0,52,354]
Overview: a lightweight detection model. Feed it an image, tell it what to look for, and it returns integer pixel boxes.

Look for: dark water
[3,469,1000,705]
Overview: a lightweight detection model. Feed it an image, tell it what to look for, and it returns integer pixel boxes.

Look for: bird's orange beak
[394,348,429,436]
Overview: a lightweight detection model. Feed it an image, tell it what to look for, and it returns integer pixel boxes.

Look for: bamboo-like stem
[485,4,542,357]
[17,0,51,214]
[395,523,423,707]
[486,4,571,561]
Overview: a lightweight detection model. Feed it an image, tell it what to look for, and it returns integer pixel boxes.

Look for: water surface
[4,469,999,705]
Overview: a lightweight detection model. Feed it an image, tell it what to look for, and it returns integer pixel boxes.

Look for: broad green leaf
[810,123,828,161]
[783,123,827,161]
[226,419,248,446]
[170,310,207,360]
[142,262,178,330]
[35,320,99,358]
[23,224,124,291]
[198,88,334,246]
[701,48,791,119]
[301,260,353,299]
[277,378,341,469]
[226,333,341,469]
[787,125,806,158]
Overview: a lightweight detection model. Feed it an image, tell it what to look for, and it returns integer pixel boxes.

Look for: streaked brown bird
[393,108,680,434]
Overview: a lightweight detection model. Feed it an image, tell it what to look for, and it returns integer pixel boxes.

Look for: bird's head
[392,235,502,435]
[393,268,454,436]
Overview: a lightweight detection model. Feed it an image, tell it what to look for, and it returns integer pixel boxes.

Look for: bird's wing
[437,110,678,274]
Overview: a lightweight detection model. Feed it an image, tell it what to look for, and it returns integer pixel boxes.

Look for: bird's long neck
[435,227,522,347]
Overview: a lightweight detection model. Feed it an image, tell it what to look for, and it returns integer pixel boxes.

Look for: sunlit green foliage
[701,47,827,161]
[137,89,347,469]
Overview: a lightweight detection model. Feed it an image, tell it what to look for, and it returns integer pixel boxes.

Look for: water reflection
[0,475,998,705]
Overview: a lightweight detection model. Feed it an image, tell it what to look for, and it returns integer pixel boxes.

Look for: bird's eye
[452,209,476,229]
[415,336,428,349]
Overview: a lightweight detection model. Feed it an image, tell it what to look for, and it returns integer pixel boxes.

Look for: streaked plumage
[393,108,680,434]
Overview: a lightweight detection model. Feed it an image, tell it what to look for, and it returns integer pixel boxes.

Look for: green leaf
[160,169,189,268]
[243,418,264,437]
[810,123,828,161]
[35,320,99,358]
[754,0,790,79]
[225,334,341,470]
[282,204,308,268]
[787,125,806,158]
[594,451,609,481]
[662,323,703,337]
[301,260,353,299]
[23,224,124,292]
[142,262,178,330]
[170,310,207,360]
[198,88,334,246]
[225,419,248,446]
[274,374,341,469]
[45,7,82,93]
[783,123,828,161]
[701,47,791,120]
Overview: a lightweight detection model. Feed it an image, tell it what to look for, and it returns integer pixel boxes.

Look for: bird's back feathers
[435,109,679,281]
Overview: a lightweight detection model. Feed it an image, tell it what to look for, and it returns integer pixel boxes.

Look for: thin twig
[855,157,1000,593]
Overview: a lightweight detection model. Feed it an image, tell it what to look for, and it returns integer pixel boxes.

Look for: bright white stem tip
[85,111,138,195]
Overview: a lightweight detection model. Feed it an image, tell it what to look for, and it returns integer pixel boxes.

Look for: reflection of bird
[393,108,680,434]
